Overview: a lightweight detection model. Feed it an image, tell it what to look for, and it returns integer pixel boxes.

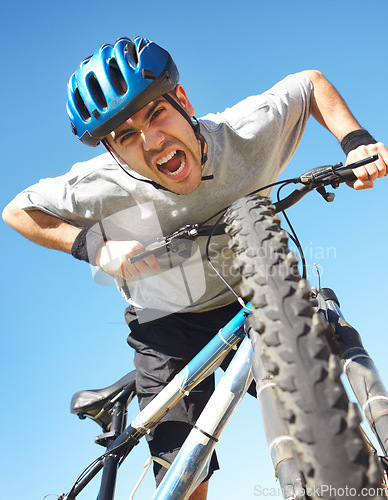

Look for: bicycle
[55,154,388,500]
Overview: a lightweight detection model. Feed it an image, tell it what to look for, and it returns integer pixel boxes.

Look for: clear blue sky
[1,1,387,499]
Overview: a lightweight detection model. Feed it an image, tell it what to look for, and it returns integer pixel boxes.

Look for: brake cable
[276,182,307,280]
[203,177,301,304]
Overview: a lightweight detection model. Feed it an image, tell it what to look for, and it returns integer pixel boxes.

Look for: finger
[144,254,161,272]
[122,257,155,279]
[364,163,380,182]
[353,160,385,184]
[353,165,371,182]
[134,259,149,274]
[128,246,158,271]
[375,142,388,173]
[376,150,388,177]
[122,243,152,278]
[352,178,374,190]
[354,143,388,177]
[353,163,382,181]
[371,154,387,179]
[121,261,140,280]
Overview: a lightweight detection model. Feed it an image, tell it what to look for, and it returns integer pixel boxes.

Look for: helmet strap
[162,93,208,167]
[102,140,169,191]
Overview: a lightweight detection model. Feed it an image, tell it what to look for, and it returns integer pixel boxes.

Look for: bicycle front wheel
[224,194,384,500]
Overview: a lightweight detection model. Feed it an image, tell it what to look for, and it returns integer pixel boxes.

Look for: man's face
[105,85,204,195]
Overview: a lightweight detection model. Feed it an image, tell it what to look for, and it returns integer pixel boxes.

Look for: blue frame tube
[130,305,250,434]
[152,336,254,499]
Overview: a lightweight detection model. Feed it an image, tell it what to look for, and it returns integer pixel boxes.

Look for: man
[3,36,388,499]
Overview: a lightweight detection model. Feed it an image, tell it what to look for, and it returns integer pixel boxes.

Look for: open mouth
[156,150,187,177]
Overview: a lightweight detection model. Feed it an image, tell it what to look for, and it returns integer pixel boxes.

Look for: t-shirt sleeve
[13,153,118,227]
[200,72,313,183]
[221,72,312,136]
[15,172,81,223]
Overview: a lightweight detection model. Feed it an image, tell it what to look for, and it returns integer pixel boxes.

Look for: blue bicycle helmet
[67,37,179,147]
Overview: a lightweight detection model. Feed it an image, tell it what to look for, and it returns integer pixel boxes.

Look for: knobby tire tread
[224,194,384,500]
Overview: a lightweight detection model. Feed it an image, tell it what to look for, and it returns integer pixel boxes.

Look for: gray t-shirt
[16,72,313,316]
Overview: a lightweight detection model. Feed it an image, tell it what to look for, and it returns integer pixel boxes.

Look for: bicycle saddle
[70,370,136,426]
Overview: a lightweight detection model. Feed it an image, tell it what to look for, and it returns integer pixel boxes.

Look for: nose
[141,127,165,151]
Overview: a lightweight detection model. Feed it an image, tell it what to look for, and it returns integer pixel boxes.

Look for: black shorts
[125,302,255,486]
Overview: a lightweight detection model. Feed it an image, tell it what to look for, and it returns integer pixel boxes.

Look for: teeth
[157,150,177,165]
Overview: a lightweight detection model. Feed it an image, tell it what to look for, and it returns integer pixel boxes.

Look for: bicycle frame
[61,156,388,499]
[63,286,388,500]
[64,304,250,499]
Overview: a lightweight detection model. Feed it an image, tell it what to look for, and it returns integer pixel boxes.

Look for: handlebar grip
[129,251,153,264]
[335,169,357,183]
[334,154,378,184]
[129,245,168,264]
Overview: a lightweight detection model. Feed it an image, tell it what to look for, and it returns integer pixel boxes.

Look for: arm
[302,70,388,189]
[2,199,81,253]
[2,199,160,279]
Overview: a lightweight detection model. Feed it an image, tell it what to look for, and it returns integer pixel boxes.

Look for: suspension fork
[315,287,388,455]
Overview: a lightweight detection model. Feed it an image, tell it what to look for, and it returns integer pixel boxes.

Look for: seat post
[110,400,127,437]
[97,400,127,500]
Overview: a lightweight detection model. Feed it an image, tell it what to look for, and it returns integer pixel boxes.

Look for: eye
[119,131,136,144]
[151,107,165,121]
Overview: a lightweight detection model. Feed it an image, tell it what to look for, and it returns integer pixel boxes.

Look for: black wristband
[340,129,377,156]
[71,226,107,266]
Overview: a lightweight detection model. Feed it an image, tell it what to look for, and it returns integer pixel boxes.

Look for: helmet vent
[88,74,108,110]
[142,69,156,80]
[74,88,91,121]
[125,41,139,67]
[108,59,128,95]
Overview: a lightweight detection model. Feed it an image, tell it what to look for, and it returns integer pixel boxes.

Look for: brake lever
[128,224,201,264]
[299,162,343,186]
[298,154,379,200]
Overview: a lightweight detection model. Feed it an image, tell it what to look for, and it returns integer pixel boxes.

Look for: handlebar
[129,155,378,264]
[274,155,377,213]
